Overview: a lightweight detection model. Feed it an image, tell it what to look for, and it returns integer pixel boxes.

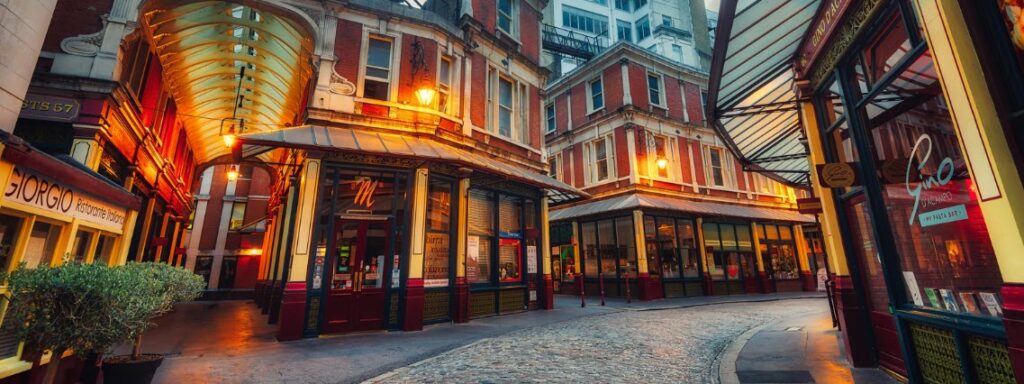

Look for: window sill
[470,127,541,154]
[0,359,31,380]
[582,176,626,189]
[586,107,606,116]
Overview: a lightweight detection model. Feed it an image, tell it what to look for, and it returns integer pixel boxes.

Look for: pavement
[121,292,896,383]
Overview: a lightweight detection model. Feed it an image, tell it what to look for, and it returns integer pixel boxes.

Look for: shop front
[0,132,140,376]
[238,126,583,339]
[710,0,1024,381]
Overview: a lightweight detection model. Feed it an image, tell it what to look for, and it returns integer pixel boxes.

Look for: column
[114,211,138,266]
[403,167,429,331]
[278,159,320,341]
[912,1,1024,378]
[793,225,815,291]
[454,177,470,322]
[152,213,171,263]
[632,210,660,300]
[268,185,297,322]
[797,98,868,365]
[696,217,713,295]
[751,222,771,293]
[133,196,156,262]
[540,198,554,310]
[186,168,214,271]
[571,220,582,295]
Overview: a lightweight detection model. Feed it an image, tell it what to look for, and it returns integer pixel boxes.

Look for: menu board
[424,232,449,287]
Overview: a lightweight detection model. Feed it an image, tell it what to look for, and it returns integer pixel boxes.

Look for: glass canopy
[707,0,821,185]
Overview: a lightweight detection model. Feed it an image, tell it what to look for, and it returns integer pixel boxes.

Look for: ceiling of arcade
[138,0,315,164]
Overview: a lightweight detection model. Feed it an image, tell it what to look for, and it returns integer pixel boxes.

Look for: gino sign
[906,135,966,228]
[3,167,127,229]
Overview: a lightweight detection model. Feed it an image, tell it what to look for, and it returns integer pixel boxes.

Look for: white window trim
[586,77,605,114]
[486,66,528,145]
[703,145,735,189]
[545,102,556,133]
[497,0,518,38]
[436,54,455,114]
[356,31,401,102]
[584,134,616,185]
[548,153,563,181]
[647,72,665,108]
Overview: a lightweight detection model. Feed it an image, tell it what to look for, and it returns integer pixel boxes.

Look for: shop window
[677,221,698,278]
[195,256,213,286]
[92,234,116,265]
[424,178,452,288]
[581,221,597,277]
[229,202,247,230]
[498,196,523,282]
[597,220,616,278]
[861,11,912,88]
[863,50,1003,318]
[0,215,22,272]
[702,223,722,279]
[615,217,637,277]
[71,231,93,263]
[467,190,493,284]
[845,197,890,311]
[703,222,754,282]
[362,36,394,101]
[758,224,798,281]
[22,222,62,268]
[218,256,237,289]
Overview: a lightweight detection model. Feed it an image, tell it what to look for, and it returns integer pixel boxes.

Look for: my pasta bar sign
[4,167,127,228]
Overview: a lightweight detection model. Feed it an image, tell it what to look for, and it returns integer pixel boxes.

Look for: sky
[705,0,720,12]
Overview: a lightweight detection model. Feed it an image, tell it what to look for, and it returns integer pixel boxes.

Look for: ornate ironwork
[910,323,964,384]
[808,0,886,88]
[969,336,1016,384]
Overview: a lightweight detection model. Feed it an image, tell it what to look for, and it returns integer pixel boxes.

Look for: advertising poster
[902,272,924,306]
[424,232,449,287]
[467,236,480,281]
[527,246,537,274]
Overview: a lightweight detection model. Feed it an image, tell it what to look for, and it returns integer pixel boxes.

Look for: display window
[22,221,62,268]
[757,224,799,281]
[71,230,94,263]
[92,234,117,265]
[643,216,698,280]
[424,178,453,288]
[0,215,23,272]
[579,216,636,280]
[466,189,535,286]
[702,222,754,282]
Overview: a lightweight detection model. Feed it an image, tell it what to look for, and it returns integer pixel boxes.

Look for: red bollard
[579,274,586,308]
[600,273,606,306]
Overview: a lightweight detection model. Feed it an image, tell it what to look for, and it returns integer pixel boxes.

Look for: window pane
[230,202,246,230]
[598,219,616,277]
[439,59,450,86]
[468,190,494,235]
[703,223,722,278]
[736,224,752,251]
[498,238,520,281]
[0,215,22,271]
[92,234,116,265]
[582,222,598,277]
[471,237,492,284]
[499,195,522,235]
[368,39,392,69]
[615,217,636,277]
[71,231,93,263]
[425,179,452,288]
[862,11,911,87]
[655,217,677,278]
[23,222,62,268]
[364,79,389,100]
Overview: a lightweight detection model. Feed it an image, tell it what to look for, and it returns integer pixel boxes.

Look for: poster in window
[527,246,537,273]
[939,289,960,312]
[424,232,449,287]
[902,271,923,306]
[979,292,1004,316]
[467,236,479,281]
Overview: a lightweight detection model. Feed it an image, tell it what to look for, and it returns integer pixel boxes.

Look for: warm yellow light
[415,88,436,106]
[223,133,236,148]
[226,164,239,181]
[656,157,668,170]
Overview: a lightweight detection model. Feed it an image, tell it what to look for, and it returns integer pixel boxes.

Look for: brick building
[544,43,822,300]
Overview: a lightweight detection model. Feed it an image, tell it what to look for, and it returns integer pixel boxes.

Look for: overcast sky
[705,0,720,12]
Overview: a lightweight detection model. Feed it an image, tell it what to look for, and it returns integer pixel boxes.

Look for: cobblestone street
[367,299,822,383]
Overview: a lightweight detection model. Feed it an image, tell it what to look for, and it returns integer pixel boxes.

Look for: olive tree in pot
[101,262,204,384]
[2,263,158,384]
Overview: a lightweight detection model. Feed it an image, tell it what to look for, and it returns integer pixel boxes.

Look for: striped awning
[237,125,589,203]
[707,0,821,186]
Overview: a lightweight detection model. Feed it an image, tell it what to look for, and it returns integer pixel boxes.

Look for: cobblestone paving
[369,299,823,384]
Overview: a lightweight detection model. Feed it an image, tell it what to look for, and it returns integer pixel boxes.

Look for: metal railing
[542,24,609,60]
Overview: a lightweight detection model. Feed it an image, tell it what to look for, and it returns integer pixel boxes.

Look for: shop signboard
[815,162,860,188]
[795,0,853,76]
[20,93,81,122]
[3,167,127,229]
[906,135,969,227]
[796,198,823,214]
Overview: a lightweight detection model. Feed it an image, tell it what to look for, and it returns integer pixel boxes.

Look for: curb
[715,309,819,384]
[627,294,826,312]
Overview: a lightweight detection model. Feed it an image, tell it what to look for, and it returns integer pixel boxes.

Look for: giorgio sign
[3,167,127,229]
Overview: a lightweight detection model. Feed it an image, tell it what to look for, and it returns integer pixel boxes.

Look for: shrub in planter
[101,262,204,384]
[2,263,159,384]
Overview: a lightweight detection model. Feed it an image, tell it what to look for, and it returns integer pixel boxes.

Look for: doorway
[323,218,389,334]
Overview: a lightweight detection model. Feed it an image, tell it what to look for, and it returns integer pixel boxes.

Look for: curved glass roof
[707,0,821,186]
[140,0,314,164]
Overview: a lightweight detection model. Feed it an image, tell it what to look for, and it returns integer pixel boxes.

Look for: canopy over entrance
[139,0,315,164]
[707,0,821,186]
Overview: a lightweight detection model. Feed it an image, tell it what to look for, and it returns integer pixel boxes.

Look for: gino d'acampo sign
[4,167,127,229]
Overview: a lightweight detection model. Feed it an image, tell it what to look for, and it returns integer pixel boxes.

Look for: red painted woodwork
[702,272,714,295]
[800,271,816,292]
[454,277,470,322]
[254,280,267,308]
[543,274,555,309]
[832,275,876,367]
[324,219,388,334]
[276,281,307,341]
[758,271,773,293]
[403,278,425,331]
[1001,283,1024,382]
[637,273,663,301]
[234,256,260,289]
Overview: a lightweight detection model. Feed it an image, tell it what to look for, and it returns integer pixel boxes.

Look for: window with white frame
[486,67,527,144]
[637,16,651,40]
[671,44,684,63]
[497,0,517,37]
[545,103,556,132]
[548,153,562,181]
[616,20,633,42]
[614,0,631,11]
[585,136,615,184]
[363,36,394,101]
[438,55,452,113]
[563,6,609,36]
[704,146,734,188]
[647,73,663,107]
[588,77,604,112]
[700,89,708,116]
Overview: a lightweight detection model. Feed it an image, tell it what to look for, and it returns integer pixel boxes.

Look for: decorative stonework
[329,68,356,95]
[60,18,107,57]
[808,0,886,88]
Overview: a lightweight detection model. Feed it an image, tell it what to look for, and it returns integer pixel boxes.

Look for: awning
[550,193,814,223]
[707,0,821,186]
[237,125,589,203]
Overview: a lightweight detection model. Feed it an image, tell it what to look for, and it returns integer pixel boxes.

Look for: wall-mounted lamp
[415,88,436,107]
[226,164,240,181]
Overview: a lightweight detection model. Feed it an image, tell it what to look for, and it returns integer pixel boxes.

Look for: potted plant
[2,263,157,384]
[101,262,204,384]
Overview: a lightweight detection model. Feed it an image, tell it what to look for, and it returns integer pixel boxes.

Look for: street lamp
[415,88,436,107]
[656,157,668,170]
[226,164,239,181]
